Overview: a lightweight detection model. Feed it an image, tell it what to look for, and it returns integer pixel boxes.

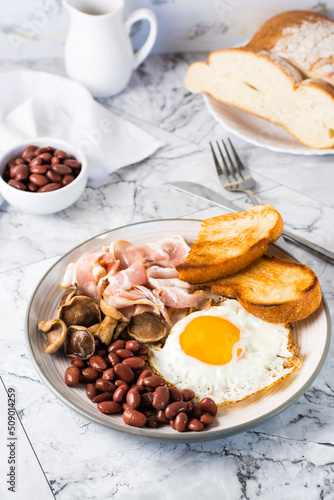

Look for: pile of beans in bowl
[2,145,81,192]
[65,339,218,432]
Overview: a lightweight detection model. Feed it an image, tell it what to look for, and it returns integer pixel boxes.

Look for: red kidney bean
[146,415,159,428]
[200,413,214,425]
[102,368,115,381]
[113,384,129,403]
[95,379,116,393]
[126,387,141,410]
[30,165,47,174]
[199,397,217,416]
[137,345,148,356]
[15,158,26,165]
[8,179,27,190]
[23,150,35,162]
[51,156,60,165]
[174,412,188,432]
[34,147,49,156]
[97,401,122,415]
[168,386,183,402]
[188,418,204,431]
[122,357,145,369]
[92,392,114,404]
[29,157,43,167]
[107,340,125,353]
[37,183,61,192]
[29,173,48,187]
[96,349,108,357]
[136,370,152,385]
[189,403,203,419]
[81,367,100,383]
[140,392,154,409]
[46,170,62,183]
[65,366,80,387]
[115,348,134,359]
[122,409,147,428]
[54,149,67,159]
[27,182,38,192]
[143,376,165,388]
[165,401,188,420]
[152,386,170,410]
[64,159,81,168]
[52,164,72,175]
[14,164,29,181]
[115,379,128,388]
[156,410,169,424]
[114,364,135,384]
[38,152,53,163]
[62,174,74,186]
[71,358,86,370]
[123,402,131,411]
[125,340,139,352]
[107,352,120,367]
[180,388,195,402]
[21,145,37,160]
[130,384,145,394]
[86,383,98,401]
[89,355,108,372]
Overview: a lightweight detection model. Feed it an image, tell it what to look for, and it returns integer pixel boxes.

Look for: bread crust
[211,255,322,323]
[177,205,283,284]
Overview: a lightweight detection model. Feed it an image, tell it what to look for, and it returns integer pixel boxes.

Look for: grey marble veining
[0,54,333,500]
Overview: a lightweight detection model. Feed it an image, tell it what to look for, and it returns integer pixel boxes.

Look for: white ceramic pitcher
[63,0,158,97]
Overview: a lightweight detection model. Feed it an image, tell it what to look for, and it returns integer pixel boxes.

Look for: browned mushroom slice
[128,311,167,342]
[100,299,129,322]
[59,285,77,307]
[114,322,128,340]
[64,326,96,359]
[38,319,67,354]
[57,296,101,328]
[93,316,118,345]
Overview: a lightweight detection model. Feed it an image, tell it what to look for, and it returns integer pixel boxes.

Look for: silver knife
[167,181,334,263]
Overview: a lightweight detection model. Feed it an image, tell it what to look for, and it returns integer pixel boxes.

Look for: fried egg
[148,299,300,404]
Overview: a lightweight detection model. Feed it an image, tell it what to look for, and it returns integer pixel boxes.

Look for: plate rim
[204,93,334,156]
[25,218,332,442]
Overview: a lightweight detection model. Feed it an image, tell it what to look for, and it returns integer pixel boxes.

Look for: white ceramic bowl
[0,137,88,214]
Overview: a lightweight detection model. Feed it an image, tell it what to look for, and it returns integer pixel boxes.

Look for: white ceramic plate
[25,219,331,442]
[204,94,334,155]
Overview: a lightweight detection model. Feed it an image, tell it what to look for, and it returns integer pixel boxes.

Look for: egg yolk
[179,316,241,365]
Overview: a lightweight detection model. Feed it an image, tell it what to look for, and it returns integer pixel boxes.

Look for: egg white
[148,299,300,404]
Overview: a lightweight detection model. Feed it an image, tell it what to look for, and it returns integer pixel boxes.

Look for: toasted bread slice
[177,205,283,284]
[211,254,322,323]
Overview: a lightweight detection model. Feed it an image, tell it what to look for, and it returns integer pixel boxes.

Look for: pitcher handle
[124,8,158,70]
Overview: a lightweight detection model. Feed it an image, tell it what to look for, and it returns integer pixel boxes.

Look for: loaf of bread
[176,204,283,284]
[185,10,334,148]
[211,254,322,323]
[248,10,334,85]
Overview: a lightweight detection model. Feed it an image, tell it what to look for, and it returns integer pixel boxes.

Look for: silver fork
[210,138,259,205]
[209,138,334,261]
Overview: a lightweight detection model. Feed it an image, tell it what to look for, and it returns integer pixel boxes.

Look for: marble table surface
[0,54,333,500]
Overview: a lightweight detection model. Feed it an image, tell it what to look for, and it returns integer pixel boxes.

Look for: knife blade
[167,181,334,263]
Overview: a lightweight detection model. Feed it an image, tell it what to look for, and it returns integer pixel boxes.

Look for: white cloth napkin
[0,70,163,181]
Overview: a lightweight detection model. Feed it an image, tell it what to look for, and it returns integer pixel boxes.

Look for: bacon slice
[154,287,210,310]
[74,251,119,301]
[146,265,193,290]
[139,235,190,268]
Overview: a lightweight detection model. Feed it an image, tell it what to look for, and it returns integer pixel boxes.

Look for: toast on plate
[176,204,283,284]
[211,254,322,323]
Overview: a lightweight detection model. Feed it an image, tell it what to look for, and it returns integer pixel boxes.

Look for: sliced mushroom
[59,285,77,307]
[128,311,167,343]
[64,325,96,359]
[114,321,128,340]
[57,295,101,328]
[38,319,67,354]
[93,316,118,345]
[100,299,129,323]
